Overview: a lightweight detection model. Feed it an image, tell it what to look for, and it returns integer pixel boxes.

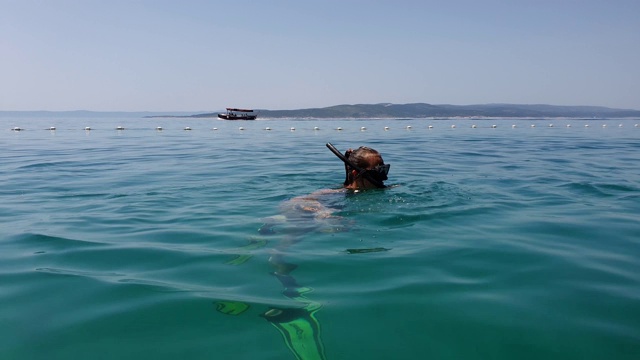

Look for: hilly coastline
[4,103,639,119]
[189,103,640,119]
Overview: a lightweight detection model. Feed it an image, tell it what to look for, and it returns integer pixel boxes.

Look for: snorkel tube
[326,143,386,188]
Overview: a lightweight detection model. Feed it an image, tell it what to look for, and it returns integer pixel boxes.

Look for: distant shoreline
[144,116,634,120]
[3,102,640,119]
[151,103,640,119]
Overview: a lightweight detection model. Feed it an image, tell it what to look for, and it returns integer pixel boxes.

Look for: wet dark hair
[343,147,383,186]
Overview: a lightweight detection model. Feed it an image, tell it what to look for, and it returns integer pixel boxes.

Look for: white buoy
[264,127,271,131]
[585,124,589,127]
[184,127,192,130]
[85,127,91,131]
[635,124,638,127]
[239,127,245,130]
[619,124,623,127]
[471,124,477,128]
[156,126,163,131]
[12,127,23,131]
[531,124,535,128]
[567,124,571,127]
[549,124,554,127]
[428,125,433,129]
[336,127,343,131]
[290,127,295,131]
[491,124,497,128]
[602,124,607,128]
[212,127,218,131]
[360,126,366,131]
[384,126,390,131]
[406,125,412,130]
[512,124,516,128]
[116,126,125,130]
[49,126,56,131]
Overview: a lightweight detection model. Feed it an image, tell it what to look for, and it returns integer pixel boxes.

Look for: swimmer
[219,143,390,360]
[280,143,390,223]
[227,143,392,264]
[261,144,390,359]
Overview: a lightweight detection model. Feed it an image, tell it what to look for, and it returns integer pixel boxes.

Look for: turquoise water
[1,118,639,359]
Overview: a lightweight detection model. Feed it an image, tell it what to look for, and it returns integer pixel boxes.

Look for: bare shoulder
[293,188,343,201]
[281,188,344,218]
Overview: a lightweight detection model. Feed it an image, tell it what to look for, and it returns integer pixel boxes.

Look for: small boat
[218,108,258,120]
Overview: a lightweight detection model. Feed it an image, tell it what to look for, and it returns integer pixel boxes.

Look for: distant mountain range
[3,103,640,119]
[195,103,640,119]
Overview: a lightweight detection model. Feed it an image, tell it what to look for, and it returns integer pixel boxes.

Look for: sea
[1,116,639,360]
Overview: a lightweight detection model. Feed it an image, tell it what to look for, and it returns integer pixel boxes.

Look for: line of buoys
[8,123,640,133]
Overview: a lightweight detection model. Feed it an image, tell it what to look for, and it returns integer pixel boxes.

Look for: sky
[1,0,639,112]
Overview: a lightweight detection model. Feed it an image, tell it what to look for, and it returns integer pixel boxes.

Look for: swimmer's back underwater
[261,143,391,234]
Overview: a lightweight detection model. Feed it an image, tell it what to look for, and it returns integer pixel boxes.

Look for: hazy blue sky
[2,0,639,111]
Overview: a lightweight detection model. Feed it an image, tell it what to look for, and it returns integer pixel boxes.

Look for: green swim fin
[215,301,250,316]
[261,303,325,360]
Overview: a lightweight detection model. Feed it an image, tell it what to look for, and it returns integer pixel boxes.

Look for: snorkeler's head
[343,146,389,189]
[326,143,389,189]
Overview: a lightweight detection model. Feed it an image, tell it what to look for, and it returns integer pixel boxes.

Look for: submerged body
[265,189,347,235]
[220,144,390,360]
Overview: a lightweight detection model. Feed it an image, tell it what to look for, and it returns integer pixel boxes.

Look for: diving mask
[326,143,389,188]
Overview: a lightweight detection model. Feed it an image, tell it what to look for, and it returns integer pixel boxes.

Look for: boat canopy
[226,108,254,112]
